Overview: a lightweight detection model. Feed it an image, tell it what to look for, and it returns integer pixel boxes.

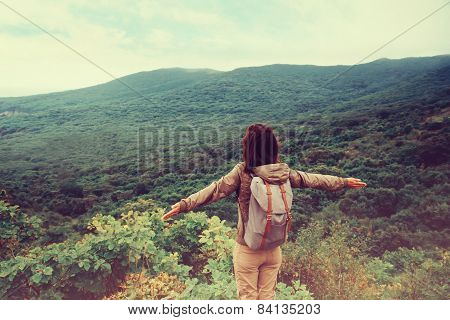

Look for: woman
[162,123,366,300]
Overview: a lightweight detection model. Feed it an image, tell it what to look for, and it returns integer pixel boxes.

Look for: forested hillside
[0,55,449,299]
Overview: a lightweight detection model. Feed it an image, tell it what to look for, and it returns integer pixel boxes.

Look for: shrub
[0,203,190,299]
[0,200,42,259]
[104,272,185,300]
[1,198,447,300]
[279,222,380,299]
[133,183,149,196]
[59,181,84,198]
[178,216,237,300]
[275,281,313,300]
[381,248,449,299]
[163,212,209,261]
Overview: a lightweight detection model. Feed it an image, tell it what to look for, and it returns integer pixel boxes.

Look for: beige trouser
[233,242,282,300]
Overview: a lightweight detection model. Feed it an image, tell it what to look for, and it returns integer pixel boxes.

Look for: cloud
[169,8,228,27]
[143,29,174,49]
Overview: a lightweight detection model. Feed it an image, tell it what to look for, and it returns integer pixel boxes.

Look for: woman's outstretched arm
[289,169,366,191]
[162,163,242,220]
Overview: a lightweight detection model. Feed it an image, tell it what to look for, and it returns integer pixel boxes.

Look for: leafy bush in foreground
[279,221,449,299]
[279,222,379,299]
[104,272,186,300]
[0,199,190,299]
[0,200,42,259]
[1,199,447,300]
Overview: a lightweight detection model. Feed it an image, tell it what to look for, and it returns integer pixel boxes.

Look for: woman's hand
[162,203,181,221]
[346,177,367,189]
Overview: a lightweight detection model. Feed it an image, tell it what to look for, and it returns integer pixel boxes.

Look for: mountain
[0,55,449,254]
[2,55,449,114]
[1,55,449,300]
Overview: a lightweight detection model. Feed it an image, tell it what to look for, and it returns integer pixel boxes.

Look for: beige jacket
[177,162,348,245]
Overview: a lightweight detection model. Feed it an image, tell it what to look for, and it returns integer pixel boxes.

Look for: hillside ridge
[1,54,449,100]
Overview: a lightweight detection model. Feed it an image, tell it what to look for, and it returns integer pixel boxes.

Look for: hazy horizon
[1,0,449,96]
[1,54,449,99]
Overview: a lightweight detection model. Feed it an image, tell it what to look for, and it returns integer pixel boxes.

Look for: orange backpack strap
[259,180,273,249]
[279,184,292,240]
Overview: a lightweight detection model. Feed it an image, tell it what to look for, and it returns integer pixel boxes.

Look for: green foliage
[279,222,379,299]
[163,212,209,259]
[0,200,42,259]
[339,188,399,218]
[104,272,186,300]
[59,181,84,198]
[381,248,449,299]
[279,221,449,300]
[179,216,237,299]
[0,200,190,299]
[275,281,313,300]
[366,258,394,285]
[1,199,448,300]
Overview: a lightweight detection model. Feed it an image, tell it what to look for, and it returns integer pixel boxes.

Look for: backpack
[244,175,293,250]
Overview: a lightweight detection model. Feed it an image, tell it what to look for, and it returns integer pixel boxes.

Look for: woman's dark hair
[242,123,279,172]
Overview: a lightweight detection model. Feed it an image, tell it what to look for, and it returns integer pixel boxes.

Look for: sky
[0,0,449,97]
